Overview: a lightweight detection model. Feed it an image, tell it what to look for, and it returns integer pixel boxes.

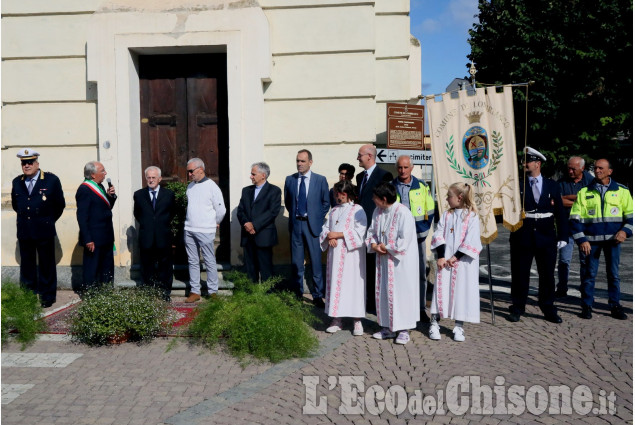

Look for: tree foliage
[468,0,632,182]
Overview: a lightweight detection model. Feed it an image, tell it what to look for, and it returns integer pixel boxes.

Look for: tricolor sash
[82,179,110,207]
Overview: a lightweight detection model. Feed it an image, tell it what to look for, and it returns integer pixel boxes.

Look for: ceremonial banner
[426,86,521,243]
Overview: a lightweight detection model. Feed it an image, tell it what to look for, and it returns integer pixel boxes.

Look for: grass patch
[187,271,319,363]
[1,282,47,350]
[69,286,178,346]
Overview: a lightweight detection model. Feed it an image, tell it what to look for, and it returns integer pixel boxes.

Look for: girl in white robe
[366,182,420,345]
[320,180,367,335]
[429,182,482,342]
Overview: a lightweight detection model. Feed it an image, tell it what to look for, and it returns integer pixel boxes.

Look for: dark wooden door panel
[140,78,187,184]
[187,78,220,184]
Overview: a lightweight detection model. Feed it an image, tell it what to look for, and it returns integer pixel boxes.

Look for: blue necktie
[151,190,156,210]
[297,176,307,217]
[360,171,368,193]
[531,178,540,203]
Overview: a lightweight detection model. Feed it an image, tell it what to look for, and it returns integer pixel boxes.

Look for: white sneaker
[453,326,465,342]
[326,318,342,333]
[372,328,397,340]
[395,331,410,345]
[353,320,364,336]
[429,322,441,340]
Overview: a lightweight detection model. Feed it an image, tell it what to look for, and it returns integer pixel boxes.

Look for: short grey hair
[84,161,98,179]
[395,155,412,167]
[251,162,270,178]
[187,158,205,171]
[568,156,585,169]
[145,166,162,177]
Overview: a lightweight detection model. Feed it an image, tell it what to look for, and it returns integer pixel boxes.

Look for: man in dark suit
[508,147,568,324]
[75,161,117,293]
[355,144,393,312]
[133,166,176,300]
[284,149,330,307]
[237,162,281,283]
[11,148,66,308]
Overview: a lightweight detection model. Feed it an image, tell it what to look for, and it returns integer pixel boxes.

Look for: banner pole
[486,243,495,324]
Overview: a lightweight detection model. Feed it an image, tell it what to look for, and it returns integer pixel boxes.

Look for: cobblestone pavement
[2,226,632,424]
[2,293,631,425]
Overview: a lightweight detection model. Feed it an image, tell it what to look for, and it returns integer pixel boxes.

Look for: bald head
[357,144,377,170]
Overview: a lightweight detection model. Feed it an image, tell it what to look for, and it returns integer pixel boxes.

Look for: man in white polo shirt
[184,158,226,302]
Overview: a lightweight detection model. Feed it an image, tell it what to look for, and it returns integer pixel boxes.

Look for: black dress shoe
[507,311,521,322]
[555,289,568,298]
[41,300,55,308]
[507,306,521,322]
[544,313,563,324]
[312,298,325,309]
[580,305,593,319]
[611,305,627,320]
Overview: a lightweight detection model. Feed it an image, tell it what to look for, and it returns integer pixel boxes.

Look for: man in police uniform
[11,148,65,308]
[570,159,632,320]
[508,147,568,323]
[392,155,435,322]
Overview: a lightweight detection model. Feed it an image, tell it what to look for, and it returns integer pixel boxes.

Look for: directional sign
[376,149,432,166]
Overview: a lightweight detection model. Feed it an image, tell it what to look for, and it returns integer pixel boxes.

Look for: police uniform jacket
[11,171,65,240]
[570,179,633,244]
[510,177,568,247]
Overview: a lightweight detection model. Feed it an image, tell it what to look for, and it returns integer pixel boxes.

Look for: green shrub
[1,282,47,350]
[69,286,178,346]
[164,181,188,238]
[188,273,318,363]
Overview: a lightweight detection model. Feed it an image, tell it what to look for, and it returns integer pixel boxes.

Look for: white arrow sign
[376,149,432,165]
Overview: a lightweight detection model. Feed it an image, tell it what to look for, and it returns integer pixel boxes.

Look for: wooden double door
[139,53,230,262]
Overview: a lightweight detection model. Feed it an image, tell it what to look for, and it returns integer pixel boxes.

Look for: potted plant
[69,286,178,345]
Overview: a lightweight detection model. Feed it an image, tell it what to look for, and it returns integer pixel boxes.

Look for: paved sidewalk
[1,290,631,424]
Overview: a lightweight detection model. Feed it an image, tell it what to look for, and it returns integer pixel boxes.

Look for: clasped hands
[437,256,458,269]
[371,242,387,255]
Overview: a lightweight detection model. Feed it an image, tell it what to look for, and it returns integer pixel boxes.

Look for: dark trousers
[244,242,273,283]
[80,244,114,292]
[510,237,557,315]
[18,237,57,303]
[580,242,621,308]
[290,219,324,299]
[140,245,173,298]
[366,252,376,313]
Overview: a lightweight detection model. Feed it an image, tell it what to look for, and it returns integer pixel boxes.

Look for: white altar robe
[365,203,420,331]
[320,202,367,318]
[430,209,482,323]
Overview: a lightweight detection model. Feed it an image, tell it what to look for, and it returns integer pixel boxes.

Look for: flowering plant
[69,286,178,345]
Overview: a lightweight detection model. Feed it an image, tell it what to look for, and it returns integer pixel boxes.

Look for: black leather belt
[295,216,308,221]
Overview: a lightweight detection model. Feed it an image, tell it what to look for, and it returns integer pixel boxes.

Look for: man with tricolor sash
[75,161,117,293]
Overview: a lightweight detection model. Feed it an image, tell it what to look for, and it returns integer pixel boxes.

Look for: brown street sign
[386,103,425,150]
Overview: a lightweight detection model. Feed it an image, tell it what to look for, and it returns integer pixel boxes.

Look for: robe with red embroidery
[320,202,367,318]
[366,203,420,331]
[430,209,482,322]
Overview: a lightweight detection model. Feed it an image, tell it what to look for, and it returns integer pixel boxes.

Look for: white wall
[1,0,422,271]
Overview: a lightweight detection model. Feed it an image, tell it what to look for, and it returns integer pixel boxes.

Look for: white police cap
[16,148,40,160]
[524,146,546,162]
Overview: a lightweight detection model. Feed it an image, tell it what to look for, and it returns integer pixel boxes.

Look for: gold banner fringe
[480,230,499,245]
[503,219,524,232]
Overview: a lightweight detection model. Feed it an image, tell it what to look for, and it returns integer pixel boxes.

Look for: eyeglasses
[21,160,35,166]
[187,167,200,174]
